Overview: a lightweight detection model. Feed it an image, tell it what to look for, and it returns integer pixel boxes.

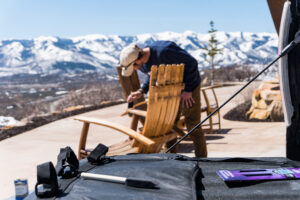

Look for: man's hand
[181,91,195,109]
[127,90,143,102]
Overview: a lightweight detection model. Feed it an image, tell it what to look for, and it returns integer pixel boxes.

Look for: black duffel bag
[26,144,300,200]
[26,145,201,200]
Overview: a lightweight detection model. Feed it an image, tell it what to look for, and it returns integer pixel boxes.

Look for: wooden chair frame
[74,64,185,159]
[200,85,221,134]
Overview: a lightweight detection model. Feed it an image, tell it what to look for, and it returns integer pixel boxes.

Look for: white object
[119,44,141,77]
[81,172,126,184]
[278,1,293,126]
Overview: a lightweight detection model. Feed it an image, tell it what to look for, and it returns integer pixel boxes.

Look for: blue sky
[0,0,276,40]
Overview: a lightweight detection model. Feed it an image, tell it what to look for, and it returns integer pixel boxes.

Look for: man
[119,41,207,157]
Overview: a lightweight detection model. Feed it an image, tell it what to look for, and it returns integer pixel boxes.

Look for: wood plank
[171,64,177,83]
[149,65,157,87]
[150,131,178,143]
[163,83,179,133]
[175,64,181,83]
[153,86,170,137]
[158,85,174,135]
[127,109,147,117]
[142,76,159,146]
[145,66,162,134]
[169,84,184,129]
[143,88,160,136]
[157,64,166,86]
[143,88,162,137]
[164,86,178,133]
[107,146,138,156]
[130,115,139,131]
[107,140,139,156]
[164,64,172,85]
[179,64,185,82]
[78,122,90,160]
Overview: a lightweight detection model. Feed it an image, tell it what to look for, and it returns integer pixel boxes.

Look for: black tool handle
[125,177,158,189]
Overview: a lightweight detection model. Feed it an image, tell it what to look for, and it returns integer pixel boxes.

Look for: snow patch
[0,116,20,127]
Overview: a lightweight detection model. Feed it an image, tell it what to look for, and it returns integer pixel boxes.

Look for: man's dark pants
[167,85,208,157]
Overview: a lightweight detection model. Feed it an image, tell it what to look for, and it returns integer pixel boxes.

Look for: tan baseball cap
[120,44,141,76]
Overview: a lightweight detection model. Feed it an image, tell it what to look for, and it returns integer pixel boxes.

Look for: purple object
[217,168,300,182]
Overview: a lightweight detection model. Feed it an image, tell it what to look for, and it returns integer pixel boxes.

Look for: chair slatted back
[137,64,185,153]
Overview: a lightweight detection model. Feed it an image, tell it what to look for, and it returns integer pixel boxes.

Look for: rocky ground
[223,100,284,122]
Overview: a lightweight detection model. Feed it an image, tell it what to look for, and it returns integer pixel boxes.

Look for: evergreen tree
[202,21,223,85]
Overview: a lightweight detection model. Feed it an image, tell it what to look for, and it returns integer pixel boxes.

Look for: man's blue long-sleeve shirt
[140,41,201,93]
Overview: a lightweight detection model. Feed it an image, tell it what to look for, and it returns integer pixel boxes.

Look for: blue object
[14,179,28,200]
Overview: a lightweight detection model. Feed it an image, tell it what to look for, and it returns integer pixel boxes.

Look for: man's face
[133,58,143,70]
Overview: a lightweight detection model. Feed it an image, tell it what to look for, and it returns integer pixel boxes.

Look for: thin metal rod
[165,40,297,153]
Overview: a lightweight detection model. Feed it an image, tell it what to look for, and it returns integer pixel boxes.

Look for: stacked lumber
[246,79,283,121]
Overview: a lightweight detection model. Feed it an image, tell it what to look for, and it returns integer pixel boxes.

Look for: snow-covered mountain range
[0,31,278,77]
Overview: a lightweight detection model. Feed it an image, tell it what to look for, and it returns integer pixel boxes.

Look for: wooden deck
[0,85,285,199]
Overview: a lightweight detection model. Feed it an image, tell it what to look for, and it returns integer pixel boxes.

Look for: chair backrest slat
[157,64,166,86]
[164,64,172,84]
[150,65,158,87]
[171,64,177,84]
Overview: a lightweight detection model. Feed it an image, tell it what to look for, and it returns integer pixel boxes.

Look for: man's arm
[127,74,149,102]
[127,89,143,102]
[141,74,150,94]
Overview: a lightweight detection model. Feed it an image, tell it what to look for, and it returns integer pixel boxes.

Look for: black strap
[56,146,79,178]
[34,145,111,199]
[87,143,109,164]
[35,162,59,198]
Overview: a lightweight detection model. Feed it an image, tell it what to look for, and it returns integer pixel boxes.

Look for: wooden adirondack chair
[74,64,185,159]
[200,85,221,134]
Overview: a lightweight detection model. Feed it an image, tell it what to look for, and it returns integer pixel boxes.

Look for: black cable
[165,38,299,154]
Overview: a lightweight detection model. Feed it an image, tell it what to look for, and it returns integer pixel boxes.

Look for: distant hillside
[0,31,278,77]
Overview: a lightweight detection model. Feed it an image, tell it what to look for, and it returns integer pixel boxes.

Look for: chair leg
[218,110,221,130]
[78,122,90,160]
[208,112,213,134]
[130,115,139,131]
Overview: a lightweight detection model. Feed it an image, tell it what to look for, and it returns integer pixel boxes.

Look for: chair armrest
[201,85,221,90]
[121,100,147,116]
[73,116,154,146]
[127,109,147,117]
[132,101,147,109]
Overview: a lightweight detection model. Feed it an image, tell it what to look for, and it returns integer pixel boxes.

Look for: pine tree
[202,21,223,85]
